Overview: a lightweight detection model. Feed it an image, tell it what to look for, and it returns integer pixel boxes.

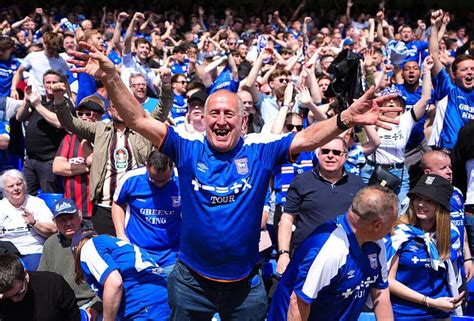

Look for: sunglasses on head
[77,111,97,117]
[320,148,345,156]
[286,124,303,131]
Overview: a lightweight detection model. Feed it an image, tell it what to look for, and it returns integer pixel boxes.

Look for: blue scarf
[384,223,462,316]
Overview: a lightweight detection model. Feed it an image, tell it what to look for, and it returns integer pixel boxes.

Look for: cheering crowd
[0,1,473,320]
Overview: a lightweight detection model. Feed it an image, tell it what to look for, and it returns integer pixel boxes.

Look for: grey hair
[350,185,398,223]
[204,90,244,117]
[0,169,27,192]
[129,72,146,86]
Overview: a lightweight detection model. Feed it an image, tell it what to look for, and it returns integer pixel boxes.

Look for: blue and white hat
[53,198,79,218]
[380,86,405,106]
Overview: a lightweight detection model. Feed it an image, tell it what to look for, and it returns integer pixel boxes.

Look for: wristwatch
[278,249,290,256]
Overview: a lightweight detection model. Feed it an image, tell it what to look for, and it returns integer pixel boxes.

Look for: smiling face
[453,59,474,91]
[136,43,150,61]
[204,91,246,153]
[413,194,437,223]
[317,139,347,176]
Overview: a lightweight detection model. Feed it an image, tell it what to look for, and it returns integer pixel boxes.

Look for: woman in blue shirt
[385,174,464,320]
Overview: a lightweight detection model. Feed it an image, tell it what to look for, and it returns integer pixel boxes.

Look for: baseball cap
[380,86,406,107]
[71,228,97,255]
[407,174,453,211]
[187,90,208,105]
[53,198,79,218]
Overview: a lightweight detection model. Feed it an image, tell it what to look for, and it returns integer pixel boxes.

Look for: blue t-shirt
[161,127,294,280]
[431,68,474,149]
[268,214,387,321]
[0,57,21,97]
[171,94,187,126]
[273,151,313,205]
[390,236,450,320]
[114,166,181,268]
[76,73,97,106]
[170,59,190,76]
[79,235,169,320]
[208,66,240,95]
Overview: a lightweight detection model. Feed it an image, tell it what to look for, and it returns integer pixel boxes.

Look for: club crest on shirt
[368,253,378,269]
[234,158,249,175]
[171,196,181,208]
[114,147,129,170]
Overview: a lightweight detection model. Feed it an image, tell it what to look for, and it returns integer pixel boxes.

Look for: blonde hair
[396,201,451,260]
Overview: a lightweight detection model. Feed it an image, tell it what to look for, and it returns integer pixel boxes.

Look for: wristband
[278,250,290,256]
[336,112,349,131]
[464,257,474,262]
[32,219,37,226]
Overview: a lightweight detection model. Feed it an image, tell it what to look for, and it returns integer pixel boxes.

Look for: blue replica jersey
[0,57,21,97]
[171,94,187,126]
[403,40,428,64]
[79,235,169,320]
[273,151,313,205]
[161,127,294,280]
[114,166,181,268]
[108,50,122,65]
[431,68,474,149]
[389,236,450,320]
[170,59,190,76]
[394,84,434,150]
[344,143,366,175]
[208,66,240,95]
[76,73,97,106]
[268,214,387,321]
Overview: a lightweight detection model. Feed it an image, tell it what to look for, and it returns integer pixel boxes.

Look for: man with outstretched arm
[64,41,401,321]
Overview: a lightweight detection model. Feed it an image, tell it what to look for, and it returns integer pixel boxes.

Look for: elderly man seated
[0,169,56,270]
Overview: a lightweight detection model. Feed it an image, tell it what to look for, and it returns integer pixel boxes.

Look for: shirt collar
[337,214,362,256]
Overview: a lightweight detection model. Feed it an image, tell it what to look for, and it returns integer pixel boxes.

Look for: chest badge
[368,253,378,269]
[234,158,249,175]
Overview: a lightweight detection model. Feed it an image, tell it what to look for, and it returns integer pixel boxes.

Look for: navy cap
[53,198,79,218]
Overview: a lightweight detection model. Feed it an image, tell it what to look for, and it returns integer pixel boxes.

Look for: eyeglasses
[2,279,27,300]
[228,42,237,45]
[131,83,147,88]
[286,124,303,131]
[174,80,187,85]
[320,148,345,156]
[77,111,97,117]
[276,78,289,84]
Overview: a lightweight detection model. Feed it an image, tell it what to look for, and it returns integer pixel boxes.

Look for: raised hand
[346,86,402,130]
[376,10,384,22]
[296,85,312,106]
[50,82,67,105]
[117,12,129,24]
[423,55,434,71]
[430,10,443,28]
[363,48,374,67]
[68,41,116,80]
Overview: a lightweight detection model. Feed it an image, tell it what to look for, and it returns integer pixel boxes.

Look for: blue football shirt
[161,127,294,280]
[268,214,387,321]
[79,235,169,320]
[114,166,181,268]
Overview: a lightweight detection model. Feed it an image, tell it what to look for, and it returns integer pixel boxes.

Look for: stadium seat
[37,193,64,212]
